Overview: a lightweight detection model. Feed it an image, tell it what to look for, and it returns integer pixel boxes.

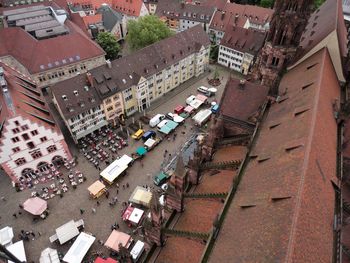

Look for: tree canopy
[96,32,121,60]
[126,15,173,51]
[259,0,274,8]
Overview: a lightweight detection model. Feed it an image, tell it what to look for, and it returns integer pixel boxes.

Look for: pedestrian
[12,213,17,218]
[96,201,100,206]
[116,189,119,194]
[98,239,104,245]
[1,196,6,202]
[38,232,42,236]
[80,208,85,215]
[113,196,118,202]
[122,184,125,189]
[106,191,109,198]
[126,182,129,188]
[92,208,96,214]
[116,223,119,229]
[98,166,101,171]
[18,211,22,215]
[169,153,172,158]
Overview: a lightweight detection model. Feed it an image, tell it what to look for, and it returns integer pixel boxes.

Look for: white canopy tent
[63,232,95,263]
[100,155,133,184]
[40,248,60,263]
[0,226,14,246]
[51,220,81,244]
[7,240,26,263]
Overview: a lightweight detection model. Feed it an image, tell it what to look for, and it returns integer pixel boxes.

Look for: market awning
[39,248,60,263]
[23,197,47,215]
[136,147,147,156]
[184,105,194,114]
[104,230,132,252]
[129,186,153,207]
[0,226,14,246]
[87,180,106,196]
[63,232,95,263]
[55,220,80,244]
[7,240,26,263]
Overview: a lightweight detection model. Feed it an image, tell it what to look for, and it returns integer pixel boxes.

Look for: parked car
[131,129,144,140]
[186,95,196,105]
[174,105,185,114]
[197,86,217,96]
[211,104,220,114]
[166,112,185,123]
[142,130,156,141]
[153,172,170,186]
[149,114,165,127]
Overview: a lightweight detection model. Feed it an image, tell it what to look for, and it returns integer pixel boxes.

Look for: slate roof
[219,78,269,122]
[0,6,105,74]
[97,5,123,31]
[51,73,102,119]
[209,2,273,31]
[156,0,215,24]
[220,26,266,55]
[0,63,58,135]
[89,24,210,98]
[208,48,340,263]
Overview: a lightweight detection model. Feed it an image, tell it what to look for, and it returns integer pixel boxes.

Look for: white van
[197,86,217,96]
[157,119,169,130]
[130,240,145,262]
[149,114,165,127]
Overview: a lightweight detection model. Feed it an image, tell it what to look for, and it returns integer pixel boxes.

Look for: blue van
[211,104,219,114]
[142,130,156,141]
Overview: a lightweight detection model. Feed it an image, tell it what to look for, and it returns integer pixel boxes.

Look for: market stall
[63,232,95,263]
[104,230,133,252]
[39,248,60,263]
[129,186,153,208]
[23,197,47,216]
[49,219,82,244]
[100,154,133,184]
[87,180,106,198]
[122,205,145,226]
[0,226,14,246]
[7,240,26,263]
[94,257,118,263]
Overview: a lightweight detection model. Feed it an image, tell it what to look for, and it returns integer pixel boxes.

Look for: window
[31,130,38,136]
[107,106,113,111]
[12,147,20,153]
[31,150,42,159]
[21,125,29,131]
[113,95,119,100]
[12,137,20,143]
[22,133,30,141]
[27,141,35,149]
[14,121,19,126]
[40,137,47,142]
[14,158,26,166]
[47,145,57,153]
[12,128,20,134]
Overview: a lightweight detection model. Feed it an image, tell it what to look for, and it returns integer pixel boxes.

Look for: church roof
[208,48,340,263]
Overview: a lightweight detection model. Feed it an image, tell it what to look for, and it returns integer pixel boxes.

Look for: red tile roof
[111,0,144,17]
[0,63,59,133]
[0,15,105,74]
[299,0,348,63]
[185,0,226,10]
[208,48,340,262]
[210,3,273,31]
[220,26,266,55]
[220,78,269,122]
[82,13,102,27]
[68,0,112,10]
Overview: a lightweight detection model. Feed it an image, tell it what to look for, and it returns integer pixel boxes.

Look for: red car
[174,105,185,114]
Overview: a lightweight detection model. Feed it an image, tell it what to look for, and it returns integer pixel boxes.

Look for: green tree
[260,0,274,8]
[96,32,121,60]
[314,0,325,8]
[126,15,173,51]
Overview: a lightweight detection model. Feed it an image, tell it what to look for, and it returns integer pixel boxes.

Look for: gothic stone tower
[256,0,313,89]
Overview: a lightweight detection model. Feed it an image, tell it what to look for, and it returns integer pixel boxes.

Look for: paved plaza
[0,66,235,262]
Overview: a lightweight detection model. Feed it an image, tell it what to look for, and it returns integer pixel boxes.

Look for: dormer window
[62,95,68,101]
[84,86,89,91]
[74,90,79,96]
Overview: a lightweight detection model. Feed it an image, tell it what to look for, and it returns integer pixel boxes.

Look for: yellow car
[131,129,144,140]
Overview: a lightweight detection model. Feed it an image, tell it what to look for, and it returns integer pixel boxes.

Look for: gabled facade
[0,64,72,182]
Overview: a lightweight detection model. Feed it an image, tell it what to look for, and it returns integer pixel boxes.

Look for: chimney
[86,72,94,87]
[238,79,246,89]
[221,11,225,20]
[106,59,112,69]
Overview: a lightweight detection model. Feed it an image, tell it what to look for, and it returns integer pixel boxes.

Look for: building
[144,0,158,15]
[218,27,266,74]
[97,5,125,40]
[155,0,215,32]
[51,73,108,143]
[0,63,72,183]
[51,25,209,142]
[209,3,273,44]
[0,4,106,88]
[254,0,313,87]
